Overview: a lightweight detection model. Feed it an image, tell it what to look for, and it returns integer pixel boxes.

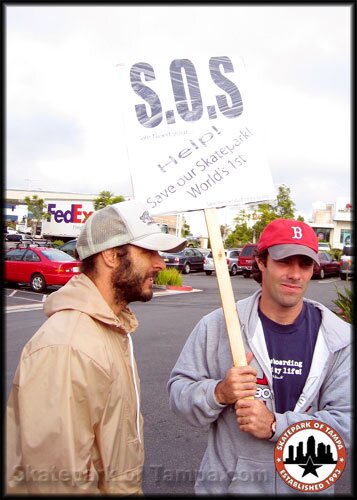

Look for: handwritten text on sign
[119,55,276,214]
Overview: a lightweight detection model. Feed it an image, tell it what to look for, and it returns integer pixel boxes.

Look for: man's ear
[255,256,265,272]
[100,248,118,268]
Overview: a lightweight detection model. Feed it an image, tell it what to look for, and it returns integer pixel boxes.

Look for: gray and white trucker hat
[76,200,187,260]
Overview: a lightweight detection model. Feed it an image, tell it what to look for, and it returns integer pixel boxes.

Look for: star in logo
[298,456,322,478]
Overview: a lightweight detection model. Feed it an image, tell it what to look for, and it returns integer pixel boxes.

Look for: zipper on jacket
[242,322,277,412]
[127,333,141,443]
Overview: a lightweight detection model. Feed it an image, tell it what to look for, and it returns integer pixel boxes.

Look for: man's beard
[111,253,156,305]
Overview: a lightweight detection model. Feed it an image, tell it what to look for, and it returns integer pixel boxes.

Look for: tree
[274,184,296,219]
[251,185,299,241]
[228,184,301,244]
[24,195,49,236]
[225,214,253,248]
[94,191,125,210]
[181,221,191,238]
[250,203,277,241]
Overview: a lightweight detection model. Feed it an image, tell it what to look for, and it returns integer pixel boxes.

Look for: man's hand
[214,352,256,405]
[235,398,275,439]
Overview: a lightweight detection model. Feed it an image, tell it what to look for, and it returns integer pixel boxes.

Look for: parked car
[312,252,340,279]
[318,241,330,252]
[203,249,241,276]
[198,248,211,258]
[4,227,18,235]
[4,245,81,292]
[4,234,34,250]
[340,245,354,281]
[5,233,33,244]
[59,239,78,258]
[238,243,258,278]
[159,248,205,274]
[5,233,29,242]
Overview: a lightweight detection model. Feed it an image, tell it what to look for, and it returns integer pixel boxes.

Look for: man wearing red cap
[168,219,351,495]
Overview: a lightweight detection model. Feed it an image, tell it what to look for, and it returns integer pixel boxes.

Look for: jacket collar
[237,290,351,353]
[44,273,139,334]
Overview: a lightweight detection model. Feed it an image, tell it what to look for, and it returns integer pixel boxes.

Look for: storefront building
[309,197,353,249]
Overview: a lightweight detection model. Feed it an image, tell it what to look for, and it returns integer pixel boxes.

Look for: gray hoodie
[168,290,352,495]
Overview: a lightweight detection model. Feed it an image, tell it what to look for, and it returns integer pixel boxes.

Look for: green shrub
[332,286,353,324]
[155,268,183,286]
[53,240,65,248]
[329,248,342,261]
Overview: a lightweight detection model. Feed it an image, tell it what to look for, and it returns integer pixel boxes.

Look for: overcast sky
[5,4,351,235]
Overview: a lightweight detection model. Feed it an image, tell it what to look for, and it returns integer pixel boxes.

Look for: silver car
[203,249,241,276]
[340,245,354,281]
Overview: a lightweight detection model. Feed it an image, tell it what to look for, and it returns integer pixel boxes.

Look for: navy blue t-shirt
[259,302,321,413]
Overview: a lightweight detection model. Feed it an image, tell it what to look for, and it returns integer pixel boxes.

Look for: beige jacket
[6,273,144,495]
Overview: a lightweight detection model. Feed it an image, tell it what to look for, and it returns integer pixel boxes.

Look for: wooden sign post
[204,207,247,367]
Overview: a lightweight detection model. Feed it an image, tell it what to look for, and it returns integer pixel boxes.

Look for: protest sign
[118,54,275,367]
[118,54,275,214]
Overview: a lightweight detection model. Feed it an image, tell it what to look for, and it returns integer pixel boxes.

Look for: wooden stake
[204,207,247,367]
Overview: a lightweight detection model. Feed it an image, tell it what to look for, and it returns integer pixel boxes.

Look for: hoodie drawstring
[127,333,141,443]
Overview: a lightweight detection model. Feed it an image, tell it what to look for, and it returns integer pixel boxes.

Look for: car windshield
[40,249,76,261]
[62,240,77,248]
[241,246,256,256]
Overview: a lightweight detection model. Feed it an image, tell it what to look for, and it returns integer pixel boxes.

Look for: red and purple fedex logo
[47,203,93,224]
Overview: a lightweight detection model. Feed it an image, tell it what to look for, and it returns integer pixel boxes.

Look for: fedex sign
[42,200,94,238]
[47,203,93,224]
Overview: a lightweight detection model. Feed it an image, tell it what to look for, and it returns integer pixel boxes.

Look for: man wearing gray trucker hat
[6,199,187,495]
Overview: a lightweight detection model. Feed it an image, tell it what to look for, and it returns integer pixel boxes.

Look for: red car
[238,243,258,278]
[313,252,340,280]
[4,245,81,292]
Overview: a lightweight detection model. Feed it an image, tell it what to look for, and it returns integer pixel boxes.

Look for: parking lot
[5,270,352,314]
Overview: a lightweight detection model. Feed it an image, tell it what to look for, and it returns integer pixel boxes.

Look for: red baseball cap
[257,219,319,264]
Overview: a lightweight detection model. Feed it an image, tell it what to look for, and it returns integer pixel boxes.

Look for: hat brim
[268,244,319,265]
[130,233,187,253]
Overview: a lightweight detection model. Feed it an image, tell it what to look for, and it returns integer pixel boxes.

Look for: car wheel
[340,273,347,281]
[319,268,325,279]
[230,265,238,276]
[30,273,47,293]
[183,263,190,274]
[205,270,213,275]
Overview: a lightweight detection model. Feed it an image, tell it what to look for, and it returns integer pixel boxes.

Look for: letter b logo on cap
[291,226,303,239]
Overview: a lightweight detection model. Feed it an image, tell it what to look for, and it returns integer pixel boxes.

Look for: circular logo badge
[274,420,346,492]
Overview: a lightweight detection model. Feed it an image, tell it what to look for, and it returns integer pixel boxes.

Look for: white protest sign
[118,54,276,214]
[118,54,275,369]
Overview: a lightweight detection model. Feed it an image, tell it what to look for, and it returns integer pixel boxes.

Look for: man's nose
[154,252,166,270]
[286,260,303,277]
